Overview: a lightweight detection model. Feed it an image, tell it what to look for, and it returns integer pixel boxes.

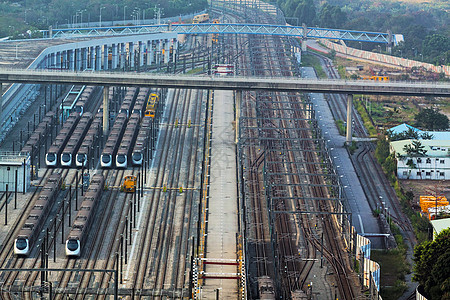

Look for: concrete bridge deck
[0,69,449,97]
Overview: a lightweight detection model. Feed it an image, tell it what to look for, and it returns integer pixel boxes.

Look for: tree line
[276,0,449,66]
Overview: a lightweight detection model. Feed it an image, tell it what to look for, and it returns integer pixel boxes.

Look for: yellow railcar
[122,175,137,193]
[145,93,159,118]
[193,13,209,24]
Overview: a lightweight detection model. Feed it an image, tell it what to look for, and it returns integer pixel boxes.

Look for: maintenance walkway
[201,89,240,298]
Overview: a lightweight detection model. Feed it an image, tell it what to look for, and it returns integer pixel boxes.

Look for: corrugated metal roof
[390,139,450,157]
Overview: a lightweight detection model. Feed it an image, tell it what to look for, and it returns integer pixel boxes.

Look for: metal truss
[50,23,394,44]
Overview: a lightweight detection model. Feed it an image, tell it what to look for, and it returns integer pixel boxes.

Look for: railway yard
[0,0,445,299]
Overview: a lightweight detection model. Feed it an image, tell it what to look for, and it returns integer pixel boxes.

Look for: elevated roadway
[0,68,448,142]
[0,69,449,97]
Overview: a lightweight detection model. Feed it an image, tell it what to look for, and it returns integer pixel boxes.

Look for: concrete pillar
[302,23,308,52]
[95,46,101,70]
[103,45,109,71]
[346,94,353,143]
[129,42,135,68]
[139,41,144,66]
[76,49,82,70]
[172,39,178,63]
[147,40,152,65]
[82,48,88,70]
[157,40,162,65]
[112,44,118,69]
[90,47,95,69]
[56,52,61,69]
[69,50,75,70]
[103,86,110,136]
[120,43,125,69]
[164,40,170,63]
[235,90,242,144]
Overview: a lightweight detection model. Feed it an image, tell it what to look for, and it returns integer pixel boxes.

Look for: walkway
[202,89,239,298]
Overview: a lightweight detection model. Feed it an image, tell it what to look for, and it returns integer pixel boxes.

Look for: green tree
[318,4,346,28]
[415,107,449,131]
[294,0,316,25]
[413,228,450,299]
[403,140,427,157]
[375,135,390,164]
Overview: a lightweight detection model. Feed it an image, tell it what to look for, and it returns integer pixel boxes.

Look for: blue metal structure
[50,23,396,44]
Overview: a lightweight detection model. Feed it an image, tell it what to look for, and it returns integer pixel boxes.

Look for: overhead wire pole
[235,89,242,144]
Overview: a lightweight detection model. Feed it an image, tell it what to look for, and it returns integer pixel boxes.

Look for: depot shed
[0,152,31,193]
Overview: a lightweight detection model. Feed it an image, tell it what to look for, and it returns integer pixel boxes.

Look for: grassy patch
[335,119,345,135]
[353,98,377,136]
[372,249,409,300]
[301,54,327,78]
[186,67,205,74]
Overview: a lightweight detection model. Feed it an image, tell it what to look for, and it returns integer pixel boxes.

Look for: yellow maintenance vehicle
[122,175,137,193]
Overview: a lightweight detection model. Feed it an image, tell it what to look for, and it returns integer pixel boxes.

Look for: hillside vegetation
[0,0,207,38]
[277,0,449,66]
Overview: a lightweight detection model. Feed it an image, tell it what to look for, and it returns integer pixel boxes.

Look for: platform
[202,89,239,298]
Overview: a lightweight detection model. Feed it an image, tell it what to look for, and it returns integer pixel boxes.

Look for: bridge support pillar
[120,43,125,69]
[103,45,109,71]
[164,40,170,64]
[129,42,135,69]
[69,50,75,70]
[103,86,110,136]
[139,41,144,67]
[235,90,242,144]
[112,44,118,69]
[95,46,102,70]
[346,94,353,144]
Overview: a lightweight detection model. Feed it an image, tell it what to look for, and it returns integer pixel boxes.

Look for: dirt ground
[400,180,450,208]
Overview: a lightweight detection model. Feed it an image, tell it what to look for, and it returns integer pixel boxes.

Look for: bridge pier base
[103,86,110,136]
[235,90,241,144]
[346,94,353,144]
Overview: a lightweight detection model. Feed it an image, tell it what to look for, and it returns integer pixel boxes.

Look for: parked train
[61,113,93,167]
[65,174,104,256]
[21,111,55,156]
[14,173,62,255]
[193,13,209,24]
[116,113,140,168]
[145,93,159,118]
[101,113,128,168]
[132,116,152,166]
[115,88,148,168]
[46,112,81,167]
[76,110,102,168]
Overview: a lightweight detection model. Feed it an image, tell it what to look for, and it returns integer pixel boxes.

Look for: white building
[391,139,450,180]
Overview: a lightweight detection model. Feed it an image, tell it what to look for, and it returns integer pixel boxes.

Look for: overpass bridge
[1,69,448,143]
[48,23,398,46]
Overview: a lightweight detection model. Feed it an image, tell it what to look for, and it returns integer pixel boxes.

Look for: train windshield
[102,155,111,163]
[77,155,85,163]
[47,153,56,162]
[132,153,142,162]
[117,155,126,164]
[15,238,27,250]
[62,153,71,162]
[67,239,79,251]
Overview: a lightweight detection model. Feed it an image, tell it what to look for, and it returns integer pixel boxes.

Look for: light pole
[100,6,105,27]
[377,45,381,53]
[123,6,127,23]
[359,42,362,51]
[419,53,423,61]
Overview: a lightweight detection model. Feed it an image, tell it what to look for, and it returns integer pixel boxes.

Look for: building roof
[390,139,450,157]
[430,218,450,239]
[389,123,450,141]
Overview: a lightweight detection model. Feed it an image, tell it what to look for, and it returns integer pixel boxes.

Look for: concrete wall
[321,40,450,77]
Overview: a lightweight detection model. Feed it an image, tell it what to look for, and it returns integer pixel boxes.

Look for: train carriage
[46,112,81,167]
[65,174,104,256]
[14,173,62,255]
[61,113,93,167]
